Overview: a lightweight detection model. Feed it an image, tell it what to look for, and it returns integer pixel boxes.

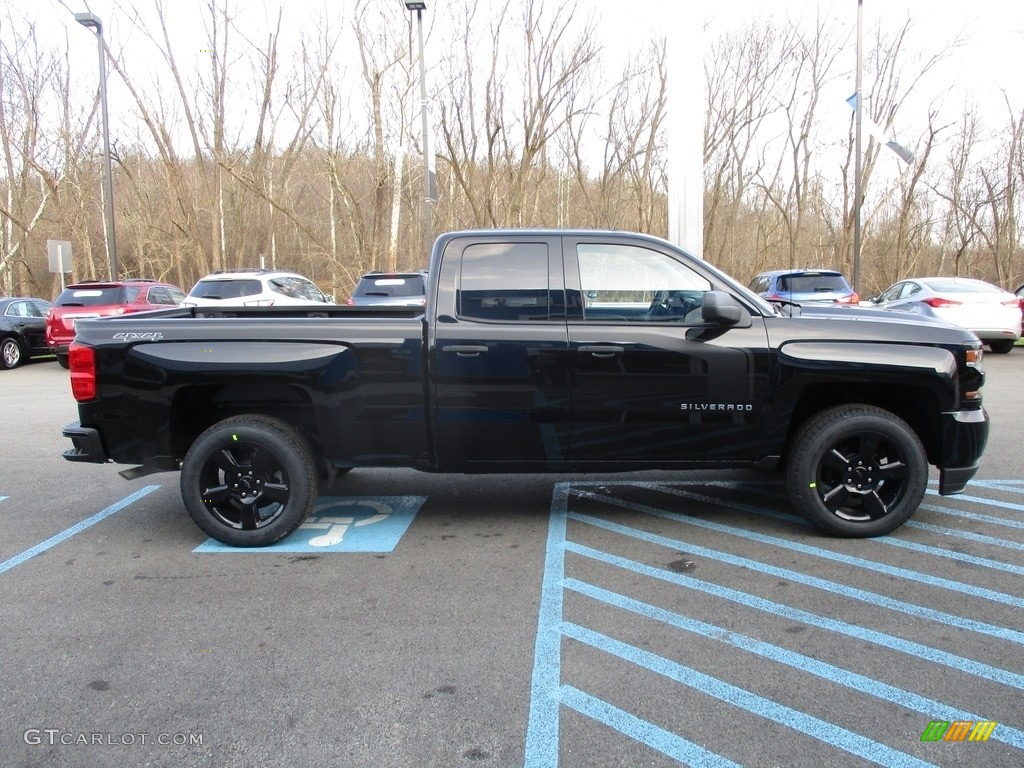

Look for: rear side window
[189,279,261,300]
[270,277,327,302]
[56,287,126,306]
[147,286,185,305]
[458,244,549,321]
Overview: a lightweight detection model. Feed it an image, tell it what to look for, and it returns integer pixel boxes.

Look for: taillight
[345,297,355,306]
[69,342,97,402]
[836,292,860,304]
[923,296,961,308]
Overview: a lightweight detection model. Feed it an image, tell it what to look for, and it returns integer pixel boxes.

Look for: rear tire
[56,353,70,369]
[987,339,1014,354]
[180,414,318,547]
[785,404,927,537]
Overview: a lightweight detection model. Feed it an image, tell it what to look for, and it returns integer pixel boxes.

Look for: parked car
[46,279,186,368]
[869,276,1022,354]
[1,297,52,369]
[1016,283,1024,337]
[181,270,332,308]
[346,271,428,307]
[747,268,859,305]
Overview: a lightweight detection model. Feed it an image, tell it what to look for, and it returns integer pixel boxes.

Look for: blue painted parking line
[527,480,1024,766]
[574,504,1024,644]
[193,496,425,553]
[569,539,1024,691]
[605,485,1024,612]
[563,622,937,767]
[558,685,742,768]
[0,485,161,575]
[565,578,1024,750]
[926,487,1024,512]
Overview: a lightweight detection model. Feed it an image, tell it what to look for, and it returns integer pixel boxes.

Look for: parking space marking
[564,578,1024,750]
[606,486,1024,612]
[193,496,425,553]
[576,505,1024,643]
[568,537,1024,691]
[0,485,161,575]
[563,622,937,767]
[527,480,1024,766]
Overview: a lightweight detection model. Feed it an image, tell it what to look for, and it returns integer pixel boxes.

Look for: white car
[869,276,1022,353]
[181,270,333,308]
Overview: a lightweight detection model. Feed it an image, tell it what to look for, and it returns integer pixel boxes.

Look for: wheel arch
[170,382,327,464]
[782,382,942,468]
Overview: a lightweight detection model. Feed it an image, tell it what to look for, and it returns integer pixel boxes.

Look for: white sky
[5,0,1023,153]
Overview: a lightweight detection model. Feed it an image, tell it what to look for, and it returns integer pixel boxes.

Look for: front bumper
[62,422,109,464]
[936,408,989,495]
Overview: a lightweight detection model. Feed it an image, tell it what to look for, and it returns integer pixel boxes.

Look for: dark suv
[748,269,859,305]
[46,279,185,368]
[346,271,428,307]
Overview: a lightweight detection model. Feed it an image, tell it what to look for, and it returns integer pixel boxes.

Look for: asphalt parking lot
[1,350,1022,768]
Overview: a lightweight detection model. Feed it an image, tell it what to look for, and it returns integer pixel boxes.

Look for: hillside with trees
[1,0,1021,300]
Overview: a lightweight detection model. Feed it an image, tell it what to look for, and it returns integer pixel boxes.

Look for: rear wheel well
[171,384,325,465]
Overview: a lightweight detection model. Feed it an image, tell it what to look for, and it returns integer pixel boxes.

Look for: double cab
[61,230,989,546]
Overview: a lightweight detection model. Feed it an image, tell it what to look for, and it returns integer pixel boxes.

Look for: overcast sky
[5,0,1023,151]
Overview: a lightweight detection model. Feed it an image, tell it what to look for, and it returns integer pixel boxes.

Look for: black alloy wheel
[180,414,318,547]
[786,404,928,537]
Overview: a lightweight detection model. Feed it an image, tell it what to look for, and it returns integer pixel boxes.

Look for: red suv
[46,279,186,368]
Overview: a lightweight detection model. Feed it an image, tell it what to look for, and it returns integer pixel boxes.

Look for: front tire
[180,415,318,547]
[785,404,927,537]
[1,337,23,369]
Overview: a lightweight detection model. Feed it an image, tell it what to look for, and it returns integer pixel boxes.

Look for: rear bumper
[61,422,109,463]
[936,408,988,495]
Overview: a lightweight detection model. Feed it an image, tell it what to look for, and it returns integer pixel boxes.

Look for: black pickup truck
[62,229,989,546]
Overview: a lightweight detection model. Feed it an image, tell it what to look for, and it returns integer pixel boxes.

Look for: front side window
[576,244,711,322]
[458,243,549,321]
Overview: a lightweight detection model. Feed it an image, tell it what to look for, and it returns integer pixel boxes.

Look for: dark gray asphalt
[1,349,1021,767]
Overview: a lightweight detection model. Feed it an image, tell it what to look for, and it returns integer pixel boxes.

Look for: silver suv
[182,270,332,308]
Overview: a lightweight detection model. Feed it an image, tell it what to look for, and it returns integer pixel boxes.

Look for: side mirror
[702,291,743,325]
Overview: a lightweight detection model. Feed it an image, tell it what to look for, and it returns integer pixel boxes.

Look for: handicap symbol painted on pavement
[193,496,425,553]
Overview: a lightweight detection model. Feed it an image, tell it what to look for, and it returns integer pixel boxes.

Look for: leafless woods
[1,0,1021,299]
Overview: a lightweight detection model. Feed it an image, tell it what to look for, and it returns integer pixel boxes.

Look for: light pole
[852,0,863,296]
[75,12,118,281]
[403,1,434,253]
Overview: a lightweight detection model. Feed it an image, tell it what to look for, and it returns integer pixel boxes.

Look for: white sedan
[869,276,1022,353]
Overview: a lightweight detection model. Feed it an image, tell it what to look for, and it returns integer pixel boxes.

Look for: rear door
[563,235,770,464]
[429,234,571,466]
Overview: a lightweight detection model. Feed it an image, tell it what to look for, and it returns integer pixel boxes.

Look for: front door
[563,236,769,464]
